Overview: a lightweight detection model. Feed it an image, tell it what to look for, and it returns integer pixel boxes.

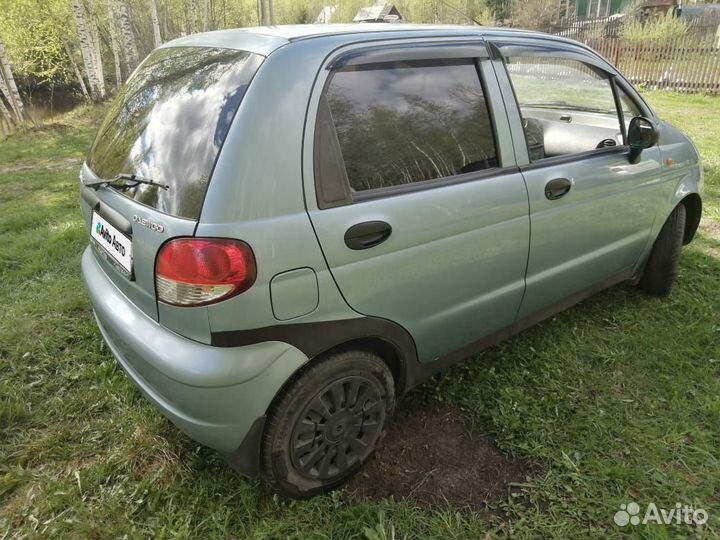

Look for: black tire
[260,349,395,498]
[637,203,687,296]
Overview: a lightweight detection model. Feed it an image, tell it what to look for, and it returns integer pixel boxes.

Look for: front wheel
[637,204,687,296]
[260,349,395,498]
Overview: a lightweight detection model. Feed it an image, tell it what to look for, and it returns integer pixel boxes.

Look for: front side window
[505,56,623,161]
[618,87,642,131]
[321,59,498,194]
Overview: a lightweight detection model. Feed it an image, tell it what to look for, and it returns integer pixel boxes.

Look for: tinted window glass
[324,60,498,193]
[88,47,263,219]
[505,57,622,160]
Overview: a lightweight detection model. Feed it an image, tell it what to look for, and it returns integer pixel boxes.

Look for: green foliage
[0,0,74,85]
[621,10,690,41]
[0,0,498,106]
[510,0,558,29]
[364,511,408,540]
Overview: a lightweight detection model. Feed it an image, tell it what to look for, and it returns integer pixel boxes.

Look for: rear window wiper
[84,173,170,191]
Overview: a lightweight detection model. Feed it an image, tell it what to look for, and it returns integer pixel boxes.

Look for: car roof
[161,23,553,57]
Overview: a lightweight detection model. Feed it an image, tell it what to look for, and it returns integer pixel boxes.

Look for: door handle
[544,178,572,200]
[344,221,392,250]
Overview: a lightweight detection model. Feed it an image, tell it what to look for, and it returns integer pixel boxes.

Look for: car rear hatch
[80,46,264,323]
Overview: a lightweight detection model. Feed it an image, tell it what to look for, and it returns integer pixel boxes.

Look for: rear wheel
[260,349,395,498]
[637,204,687,296]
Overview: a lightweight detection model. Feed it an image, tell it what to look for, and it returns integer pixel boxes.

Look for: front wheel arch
[680,193,702,245]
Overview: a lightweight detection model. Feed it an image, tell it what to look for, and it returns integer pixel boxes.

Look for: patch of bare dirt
[0,157,81,174]
[699,219,720,259]
[22,122,71,134]
[700,219,720,240]
[349,403,531,511]
[2,483,33,517]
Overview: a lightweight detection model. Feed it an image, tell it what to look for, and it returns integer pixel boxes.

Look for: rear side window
[88,47,263,220]
[319,59,498,196]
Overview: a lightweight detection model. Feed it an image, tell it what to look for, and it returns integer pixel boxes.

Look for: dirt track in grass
[349,403,531,511]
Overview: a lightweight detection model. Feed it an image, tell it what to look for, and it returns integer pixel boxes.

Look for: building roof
[353,4,402,22]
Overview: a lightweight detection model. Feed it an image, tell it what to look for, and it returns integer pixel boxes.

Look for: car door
[488,39,664,318]
[303,41,530,364]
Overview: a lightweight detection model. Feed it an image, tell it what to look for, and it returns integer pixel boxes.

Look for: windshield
[87,47,263,219]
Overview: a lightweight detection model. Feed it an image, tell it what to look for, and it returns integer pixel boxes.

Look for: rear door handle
[544,178,572,200]
[344,221,392,250]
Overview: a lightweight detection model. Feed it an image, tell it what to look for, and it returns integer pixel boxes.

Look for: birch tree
[0,74,18,127]
[149,0,163,47]
[0,38,25,123]
[200,0,209,31]
[70,0,105,101]
[62,41,91,103]
[117,0,140,71]
[0,96,13,130]
[258,0,274,25]
[107,1,123,90]
[188,0,199,34]
[87,2,106,98]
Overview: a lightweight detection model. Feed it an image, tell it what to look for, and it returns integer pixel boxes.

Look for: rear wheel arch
[324,337,405,394]
[264,337,406,416]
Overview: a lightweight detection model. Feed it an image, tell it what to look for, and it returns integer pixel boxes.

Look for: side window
[320,59,498,194]
[618,87,642,132]
[505,56,623,161]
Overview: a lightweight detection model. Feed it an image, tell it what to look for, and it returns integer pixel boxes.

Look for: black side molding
[212,316,418,392]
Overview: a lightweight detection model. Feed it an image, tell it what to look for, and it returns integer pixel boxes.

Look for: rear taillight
[155,238,256,306]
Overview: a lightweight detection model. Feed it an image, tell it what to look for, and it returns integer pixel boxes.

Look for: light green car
[80,24,703,497]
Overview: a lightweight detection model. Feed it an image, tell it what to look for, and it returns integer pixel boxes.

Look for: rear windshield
[87,47,263,219]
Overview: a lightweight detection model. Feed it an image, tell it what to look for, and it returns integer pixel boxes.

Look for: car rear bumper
[81,246,308,471]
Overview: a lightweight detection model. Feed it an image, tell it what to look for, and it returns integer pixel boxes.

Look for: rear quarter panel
[195,38,360,333]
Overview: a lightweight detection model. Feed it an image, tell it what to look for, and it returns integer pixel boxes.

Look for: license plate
[91,212,133,273]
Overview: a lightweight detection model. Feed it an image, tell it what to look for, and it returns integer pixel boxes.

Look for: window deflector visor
[327,41,489,70]
[489,41,612,76]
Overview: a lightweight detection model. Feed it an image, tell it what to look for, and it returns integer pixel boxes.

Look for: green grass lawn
[1,92,719,539]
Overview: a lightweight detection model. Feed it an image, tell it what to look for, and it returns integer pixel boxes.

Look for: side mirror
[627,116,659,164]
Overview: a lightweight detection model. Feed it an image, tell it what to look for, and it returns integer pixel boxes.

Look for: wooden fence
[547,16,625,41]
[586,36,720,94]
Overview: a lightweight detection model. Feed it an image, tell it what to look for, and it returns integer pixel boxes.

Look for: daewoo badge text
[133,214,165,233]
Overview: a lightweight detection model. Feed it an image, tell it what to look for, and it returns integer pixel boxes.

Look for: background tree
[0,0,504,130]
[149,0,163,47]
[117,0,140,71]
[509,0,559,29]
[0,37,25,124]
[106,1,124,91]
[70,0,105,101]
[62,40,92,102]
